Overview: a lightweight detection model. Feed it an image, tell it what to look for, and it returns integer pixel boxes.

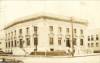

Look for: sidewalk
[0,54,100,63]
[1,53,100,58]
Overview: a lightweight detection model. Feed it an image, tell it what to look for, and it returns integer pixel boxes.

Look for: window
[49,26,53,32]
[19,29,22,34]
[8,33,10,39]
[19,39,23,48]
[6,42,7,48]
[34,37,38,52]
[6,34,7,39]
[73,38,76,45]
[50,48,54,51]
[88,43,90,47]
[91,43,94,47]
[66,28,69,33]
[58,27,62,32]
[58,38,61,45]
[66,38,70,47]
[11,32,13,40]
[80,29,83,34]
[74,29,76,33]
[8,33,10,36]
[15,30,16,35]
[96,43,99,47]
[26,27,29,34]
[26,38,30,46]
[11,41,13,47]
[80,39,83,46]
[34,26,38,32]
[14,40,17,47]
[11,32,13,36]
[8,42,10,48]
[96,35,99,40]
[91,35,94,41]
[34,37,38,45]
[88,36,90,41]
[49,37,53,45]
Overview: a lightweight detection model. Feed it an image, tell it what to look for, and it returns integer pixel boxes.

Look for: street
[0,54,100,63]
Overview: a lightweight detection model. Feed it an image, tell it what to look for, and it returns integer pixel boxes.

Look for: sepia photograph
[0,0,100,63]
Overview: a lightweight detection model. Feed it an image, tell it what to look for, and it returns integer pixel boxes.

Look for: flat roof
[4,13,88,30]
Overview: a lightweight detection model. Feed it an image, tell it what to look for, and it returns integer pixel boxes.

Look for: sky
[0,0,100,30]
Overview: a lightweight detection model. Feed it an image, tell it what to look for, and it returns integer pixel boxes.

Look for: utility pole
[70,17,74,57]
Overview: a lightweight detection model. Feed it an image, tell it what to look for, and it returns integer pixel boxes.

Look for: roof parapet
[4,13,88,30]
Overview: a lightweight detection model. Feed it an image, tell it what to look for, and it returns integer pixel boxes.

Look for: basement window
[50,48,54,51]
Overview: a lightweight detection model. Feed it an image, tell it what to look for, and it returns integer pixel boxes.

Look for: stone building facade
[4,14,88,55]
[86,29,100,54]
[0,30,5,52]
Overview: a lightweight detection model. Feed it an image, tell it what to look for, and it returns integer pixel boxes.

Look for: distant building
[0,30,5,52]
[86,29,100,54]
[3,13,88,55]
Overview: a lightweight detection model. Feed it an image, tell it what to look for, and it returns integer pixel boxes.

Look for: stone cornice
[4,15,88,30]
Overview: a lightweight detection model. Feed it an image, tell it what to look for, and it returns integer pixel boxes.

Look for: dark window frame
[50,48,54,51]
[96,35,99,40]
[73,38,76,45]
[49,37,54,45]
[34,37,38,45]
[74,29,76,33]
[66,28,69,33]
[66,38,70,47]
[58,38,62,45]
[88,36,90,41]
[19,29,22,34]
[19,39,23,48]
[49,26,53,32]
[26,38,30,46]
[96,43,99,47]
[91,35,94,41]
[14,40,17,47]
[80,29,83,34]
[80,39,84,46]
[34,26,38,32]
[26,27,29,34]
[88,43,90,47]
[58,27,62,32]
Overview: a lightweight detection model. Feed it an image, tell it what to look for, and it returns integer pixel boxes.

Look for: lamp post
[70,17,74,57]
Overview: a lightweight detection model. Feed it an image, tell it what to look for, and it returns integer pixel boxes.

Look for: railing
[30,51,68,56]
